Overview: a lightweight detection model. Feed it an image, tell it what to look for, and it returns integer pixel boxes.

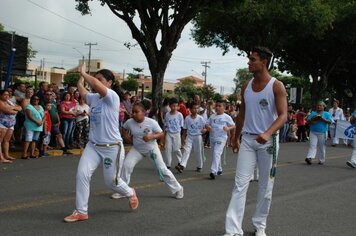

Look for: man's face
[248,52,266,73]
[42,82,49,91]
[18,84,26,92]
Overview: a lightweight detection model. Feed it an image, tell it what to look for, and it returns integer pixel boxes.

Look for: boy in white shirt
[121,102,184,199]
[175,103,206,173]
[206,100,235,179]
[163,97,184,168]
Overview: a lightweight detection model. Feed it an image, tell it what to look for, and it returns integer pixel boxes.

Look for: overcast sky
[0,0,248,93]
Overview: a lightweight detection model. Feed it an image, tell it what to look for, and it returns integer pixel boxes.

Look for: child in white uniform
[121,102,184,199]
[175,103,206,173]
[163,97,184,168]
[206,100,235,179]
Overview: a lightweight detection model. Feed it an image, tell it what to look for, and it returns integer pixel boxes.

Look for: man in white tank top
[223,47,287,236]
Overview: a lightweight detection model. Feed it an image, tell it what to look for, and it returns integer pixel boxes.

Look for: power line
[26,0,127,44]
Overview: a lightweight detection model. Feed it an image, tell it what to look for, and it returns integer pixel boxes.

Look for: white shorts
[43,133,51,145]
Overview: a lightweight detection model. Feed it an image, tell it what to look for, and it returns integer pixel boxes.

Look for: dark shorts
[51,125,61,135]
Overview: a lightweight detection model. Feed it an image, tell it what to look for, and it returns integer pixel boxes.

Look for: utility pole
[201,61,210,85]
[85,42,97,74]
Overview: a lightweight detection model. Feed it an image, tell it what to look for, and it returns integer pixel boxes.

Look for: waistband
[242,132,259,135]
[91,141,122,147]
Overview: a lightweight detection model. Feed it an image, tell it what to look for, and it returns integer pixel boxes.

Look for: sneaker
[129,189,139,210]
[111,192,125,199]
[175,187,184,199]
[217,171,223,175]
[209,173,215,180]
[346,161,356,168]
[175,164,184,173]
[305,158,312,165]
[64,210,88,223]
[196,167,202,172]
[318,161,324,165]
[255,228,266,236]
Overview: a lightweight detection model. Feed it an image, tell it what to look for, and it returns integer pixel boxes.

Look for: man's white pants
[350,137,356,164]
[329,127,340,145]
[76,142,133,214]
[164,132,182,167]
[307,131,327,163]
[225,134,278,235]
[122,144,182,194]
[210,139,226,174]
[180,135,203,169]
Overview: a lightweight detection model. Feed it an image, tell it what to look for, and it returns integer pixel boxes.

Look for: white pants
[350,137,356,164]
[225,134,278,235]
[76,142,133,214]
[210,139,226,174]
[307,131,327,163]
[180,135,203,169]
[122,144,182,194]
[329,127,340,145]
[164,132,182,167]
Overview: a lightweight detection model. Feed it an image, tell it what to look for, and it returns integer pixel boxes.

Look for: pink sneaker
[64,210,88,223]
[129,189,139,210]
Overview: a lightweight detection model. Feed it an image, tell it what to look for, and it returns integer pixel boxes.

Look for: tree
[192,1,356,105]
[76,0,207,112]
[174,77,199,100]
[121,78,139,92]
[233,68,253,94]
[199,84,215,101]
[63,72,80,86]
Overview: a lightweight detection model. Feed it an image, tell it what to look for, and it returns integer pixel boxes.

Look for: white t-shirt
[164,111,184,133]
[123,117,163,154]
[183,114,206,136]
[207,113,235,141]
[86,89,122,144]
[76,103,90,122]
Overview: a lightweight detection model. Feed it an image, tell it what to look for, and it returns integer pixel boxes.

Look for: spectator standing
[328,99,345,146]
[40,102,52,156]
[179,98,189,118]
[296,106,307,142]
[13,82,26,102]
[0,90,22,163]
[305,101,333,165]
[36,81,49,102]
[23,95,44,159]
[123,92,132,122]
[59,92,77,150]
[73,96,90,148]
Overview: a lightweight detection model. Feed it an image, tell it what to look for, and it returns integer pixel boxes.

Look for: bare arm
[79,63,108,97]
[77,75,88,100]
[143,131,164,142]
[0,102,19,114]
[233,82,248,152]
[121,128,133,145]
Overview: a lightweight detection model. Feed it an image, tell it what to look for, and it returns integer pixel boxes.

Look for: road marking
[0,153,349,213]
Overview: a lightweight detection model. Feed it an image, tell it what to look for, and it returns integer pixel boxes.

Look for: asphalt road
[0,141,355,236]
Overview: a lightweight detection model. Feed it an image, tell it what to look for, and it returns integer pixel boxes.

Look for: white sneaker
[111,192,125,199]
[255,228,266,236]
[175,187,184,199]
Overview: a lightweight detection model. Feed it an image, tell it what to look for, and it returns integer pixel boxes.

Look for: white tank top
[242,77,278,134]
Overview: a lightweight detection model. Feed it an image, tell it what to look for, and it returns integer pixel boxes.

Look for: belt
[242,132,259,135]
[92,142,121,147]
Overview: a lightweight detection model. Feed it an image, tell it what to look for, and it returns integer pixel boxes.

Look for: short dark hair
[215,100,225,106]
[190,102,200,109]
[133,102,146,112]
[44,101,52,106]
[251,46,273,66]
[169,97,179,106]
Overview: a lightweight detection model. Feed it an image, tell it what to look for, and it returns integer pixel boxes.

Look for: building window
[97,62,100,69]
[145,86,149,89]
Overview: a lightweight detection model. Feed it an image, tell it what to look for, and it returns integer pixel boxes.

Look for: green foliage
[233,68,253,94]
[121,78,139,92]
[174,77,200,100]
[14,78,38,89]
[0,23,4,31]
[199,84,215,101]
[227,93,238,103]
[212,92,222,101]
[63,72,80,86]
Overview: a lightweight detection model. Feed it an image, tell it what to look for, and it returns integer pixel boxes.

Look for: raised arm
[79,63,108,98]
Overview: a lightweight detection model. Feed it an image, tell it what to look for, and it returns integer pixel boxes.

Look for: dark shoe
[305,158,312,165]
[175,164,184,173]
[21,156,29,160]
[30,155,38,159]
[318,161,324,165]
[346,161,356,168]
[217,171,223,176]
[196,167,202,172]
[63,150,73,155]
[42,152,51,157]
[209,173,215,180]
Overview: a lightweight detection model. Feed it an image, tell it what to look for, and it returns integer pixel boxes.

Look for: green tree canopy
[121,78,139,92]
[174,77,199,100]
[63,72,80,86]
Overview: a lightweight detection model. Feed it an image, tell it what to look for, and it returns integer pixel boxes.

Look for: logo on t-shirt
[143,128,151,134]
[259,99,269,110]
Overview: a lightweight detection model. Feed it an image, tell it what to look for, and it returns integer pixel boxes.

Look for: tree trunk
[310,73,328,108]
[150,68,166,117]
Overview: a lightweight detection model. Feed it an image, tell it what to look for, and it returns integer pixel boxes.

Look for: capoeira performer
[206,100,235,180]
[64,64,138,223]
[175,102,207,173]
[119,102,184,199]
[346,114,356,168]
[163,97,184,168]
[328,99,345,146]
[224,47,287,236]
